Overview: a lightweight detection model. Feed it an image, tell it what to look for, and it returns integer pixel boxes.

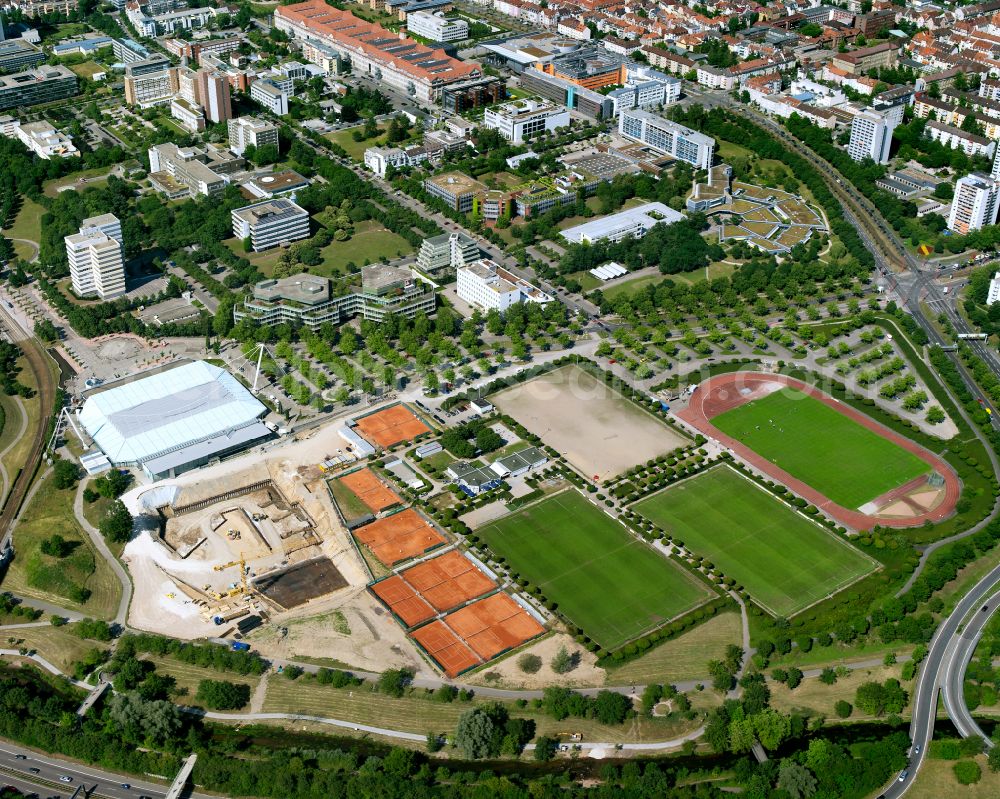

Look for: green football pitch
[711,388,929,509]
[477,490,713,650]
[634,466,878,617]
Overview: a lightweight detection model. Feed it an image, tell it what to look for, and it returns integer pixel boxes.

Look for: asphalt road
[941,590,1000,743]
[0,741,195,799]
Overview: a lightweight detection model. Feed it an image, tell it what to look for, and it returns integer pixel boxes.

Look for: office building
[456,259,552,312]
[416,231,479,276]
[424,171,487,212]
[406,10,467,42]
[228,116,279,155]
[0,39,44,73]
[618,109,715,169]
[0,65,77,110]
[250,78,289,115]
[561,201,684,244]
[170,96,205,132]
[234,266,436,328]
[606,65,682,115]
[65,213,125,300]
[3,119,77,159]
[947,174,1000,234]
[126,3,222,37]
[274,0,480,104]
[112,38,150,64]
[483,98,570,143]
[241,170,310,200]
[231,198,310,251]
[148,142,244,198]
[847,107,898,164]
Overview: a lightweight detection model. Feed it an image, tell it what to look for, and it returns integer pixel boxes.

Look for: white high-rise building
[947,174,1000,234]
[65,213,125,300]
[228,116,279,155]
[847,108,898,164]
[618,109,715,169]
[991,147,1000,182]
[456,259,552,312]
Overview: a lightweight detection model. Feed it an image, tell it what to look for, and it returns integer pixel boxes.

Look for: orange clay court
[338,468,401,513]
[400,551,496,612]
[354,405,430,448]
[354,508,445,566]
[411,621,480,677]
[370,575,436,627]
[444,593,544,661]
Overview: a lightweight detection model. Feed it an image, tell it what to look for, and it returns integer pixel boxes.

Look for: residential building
[847,108,898,164]
[424,171,487,212]
[926,120,996,158]
[948,173,1000,234]
[231,198,310,251]
[992,146,1000,182]
[228,116,279,155]
[618,109,715,169]
[65,213,125,300]
[560,201,684,244]
[831,42,898,75]
[4,0,77,15]
[416,231,479,276]
[406,10,467,41]
[234,267,436,328]
[0,65,76,110]
[3,119,77,159]
[0,39,44,73]
[250,77,289,115]
[148,142,244,198]
[456,258,552,312]
[274,0,481,104]
[987,272,1000,304]
[483,97,570,143]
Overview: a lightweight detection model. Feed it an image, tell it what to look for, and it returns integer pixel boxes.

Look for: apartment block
[228,116,279,155]
[231,198,310,251]
[948,173,1000,234]
[0,65,77,110]
[618,109,715,169]
[847,108,897,164]
[65,213,125,300]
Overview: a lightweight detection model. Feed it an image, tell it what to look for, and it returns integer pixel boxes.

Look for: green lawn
[602,274,663,301]
[316,219,412,275]
[712,388,929,509]
[329,477,370,521]
[6,196,45,242]
[633,466,877,617]
[68,60,106,80]
[477,490,713,650]
[324,127,389,162]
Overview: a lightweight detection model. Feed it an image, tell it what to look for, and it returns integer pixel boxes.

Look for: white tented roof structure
[589,263,628,281]
[79,361,268,477]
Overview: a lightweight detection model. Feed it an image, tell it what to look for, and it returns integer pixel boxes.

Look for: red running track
[676,372,960,530]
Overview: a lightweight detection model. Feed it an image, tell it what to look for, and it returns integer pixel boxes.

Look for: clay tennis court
[443,593,545,661]
[353,404,430,448]
[678,372,960,529]
[410,621,481,677]
[353,508,446,566]
[339,468,400,513]
[370,575,436,627]
[400,550,496,611]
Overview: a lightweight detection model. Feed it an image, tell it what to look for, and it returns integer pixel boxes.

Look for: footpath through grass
[712,387,928,508]
[633,466,877,617]
[477,490,713,650]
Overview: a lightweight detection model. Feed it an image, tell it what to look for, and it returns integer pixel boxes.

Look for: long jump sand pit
[253,557,349,609]
[492,364,688,481]
[337,468,401,513]
[353,508,446,566]
[353,404,430,449]
[371,550,496,627]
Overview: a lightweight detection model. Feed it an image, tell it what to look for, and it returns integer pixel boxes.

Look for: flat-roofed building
[0,65,77,110]
[228,116,279,155]
[3,120,77,159]
[274,0,481,104]
[406,10,468,42]
[416,231,479,276]
[424,171,487,212]
[65,213,125,300]
[235,266,436,328]
[231,198,310,251]
[148,142,244,198]
[196,68,232,122]
[948,173,1000,234]
[561,201,684,244]
[170,96,205,132]
[0,39,45,73]
[241,170,310,200]
[123,55,179,107]
[483,97,570,143]
[456,258,552,312]
[618,109,715,169]
[250,77,289,115]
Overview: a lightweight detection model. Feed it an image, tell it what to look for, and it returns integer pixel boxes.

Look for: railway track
[0,301,57,550]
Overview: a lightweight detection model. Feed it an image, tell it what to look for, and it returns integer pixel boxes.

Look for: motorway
[0,740,213,799]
